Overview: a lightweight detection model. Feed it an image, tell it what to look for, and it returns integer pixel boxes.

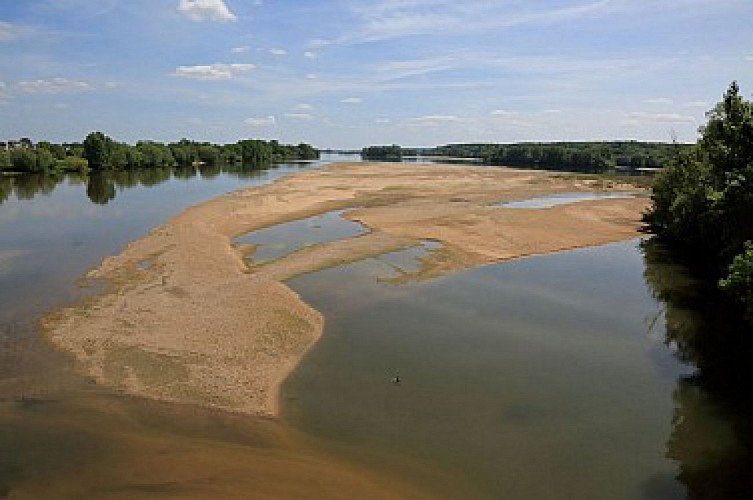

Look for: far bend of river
[1,154,752,498]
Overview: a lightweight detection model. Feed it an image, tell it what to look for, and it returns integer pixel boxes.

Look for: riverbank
[42,162,649,416]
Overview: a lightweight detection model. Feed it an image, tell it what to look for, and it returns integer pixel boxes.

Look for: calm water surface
[236,209,368,265]
[498,191,642,208]
[0,158,751,498]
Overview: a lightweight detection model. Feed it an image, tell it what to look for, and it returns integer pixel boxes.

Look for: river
[0,156,750,498]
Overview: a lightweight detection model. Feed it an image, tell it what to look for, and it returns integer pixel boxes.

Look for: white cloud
[684,100,709,108]
[341,97,363,104]
[491,109,535,127]
[543,109,562,114]
[296,103,314,110]
[627,111,695,124]
[231,46,251,54]
[304,51,317,59]
[177,0,237,22]
[171,63,255,80]
[284,113,314,120]
[269,48,287,56]
[491,109,519,117]
[374,55,457,80]
[401,115,461,127]
[15,78,95,95]
[104,81,119,88]
[305,74,318,80]
[244,116,276,127]
[643,97,673,105]
[322,0,612,46]
[307,38,332,50]
[745,55,753,62]
[0,21,20,42]
[375,118,392,124]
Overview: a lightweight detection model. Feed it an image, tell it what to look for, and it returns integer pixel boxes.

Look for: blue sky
[0,0,751,148]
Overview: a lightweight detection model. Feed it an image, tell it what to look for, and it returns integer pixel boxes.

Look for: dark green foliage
[296,143,319,160]
[0,150,11,170]
[37,141,66,160]
[35,148,56,171]
[645,82,753,318]
[238,139,272,164]
[83,132,113,168]
[721,244,753,320]
[361,145,402,161]
[25,133,321,172]
[10,150,40,172]
[57,156,89,171]
[436,141,686,173]
[3,146,68,173]
[485,143,610,172]
[197,145,220,165]
[362,141,687,172]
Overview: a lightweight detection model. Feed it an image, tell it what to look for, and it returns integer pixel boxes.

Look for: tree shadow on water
[641,239,753,499]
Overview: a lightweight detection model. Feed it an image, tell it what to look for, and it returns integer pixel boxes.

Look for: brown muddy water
[1,159,751,498]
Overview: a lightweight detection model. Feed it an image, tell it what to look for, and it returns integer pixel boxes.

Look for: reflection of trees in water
[642,239,753,499]
[0,177,12,204]
[85,173,116,205]
[11,174,65,201]
[0,161,289,206]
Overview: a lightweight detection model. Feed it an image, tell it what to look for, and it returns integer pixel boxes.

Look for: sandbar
[43,162,649,416]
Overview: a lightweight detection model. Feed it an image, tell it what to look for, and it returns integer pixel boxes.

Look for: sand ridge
[43,162,649,416]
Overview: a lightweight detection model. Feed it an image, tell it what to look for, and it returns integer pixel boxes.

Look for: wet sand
[42,162,649,417]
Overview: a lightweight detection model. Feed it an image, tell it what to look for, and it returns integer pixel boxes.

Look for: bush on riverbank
[644,82,753,319]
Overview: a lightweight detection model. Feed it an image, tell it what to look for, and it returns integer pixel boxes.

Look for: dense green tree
[721,244,753,320]
[645,82,753,319]
[10,150,38,172]
[83,132,113,169]
[37,141,66,160]
[36,148,56,171]
[198,145,220,165]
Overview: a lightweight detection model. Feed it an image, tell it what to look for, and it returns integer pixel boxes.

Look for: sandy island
[43,162,650,416]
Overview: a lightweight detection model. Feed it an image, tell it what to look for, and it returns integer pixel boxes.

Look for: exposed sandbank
[43,162,649,416]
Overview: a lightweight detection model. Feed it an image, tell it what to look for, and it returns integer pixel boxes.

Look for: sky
[0,0,751,149]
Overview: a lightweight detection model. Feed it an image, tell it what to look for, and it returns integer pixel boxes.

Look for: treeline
[361,145,403,160]
[645,82,753,320]
[361,141,688,173]
[0,132,319,173]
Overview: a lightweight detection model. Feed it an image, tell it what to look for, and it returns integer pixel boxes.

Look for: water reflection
[284,240,684,498]
[641,239,753,499]
[0,162,287,207]
[235,210,368,265]
[497,191,640,209]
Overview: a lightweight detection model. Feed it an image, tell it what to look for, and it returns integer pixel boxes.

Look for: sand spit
[43,163,649,416]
